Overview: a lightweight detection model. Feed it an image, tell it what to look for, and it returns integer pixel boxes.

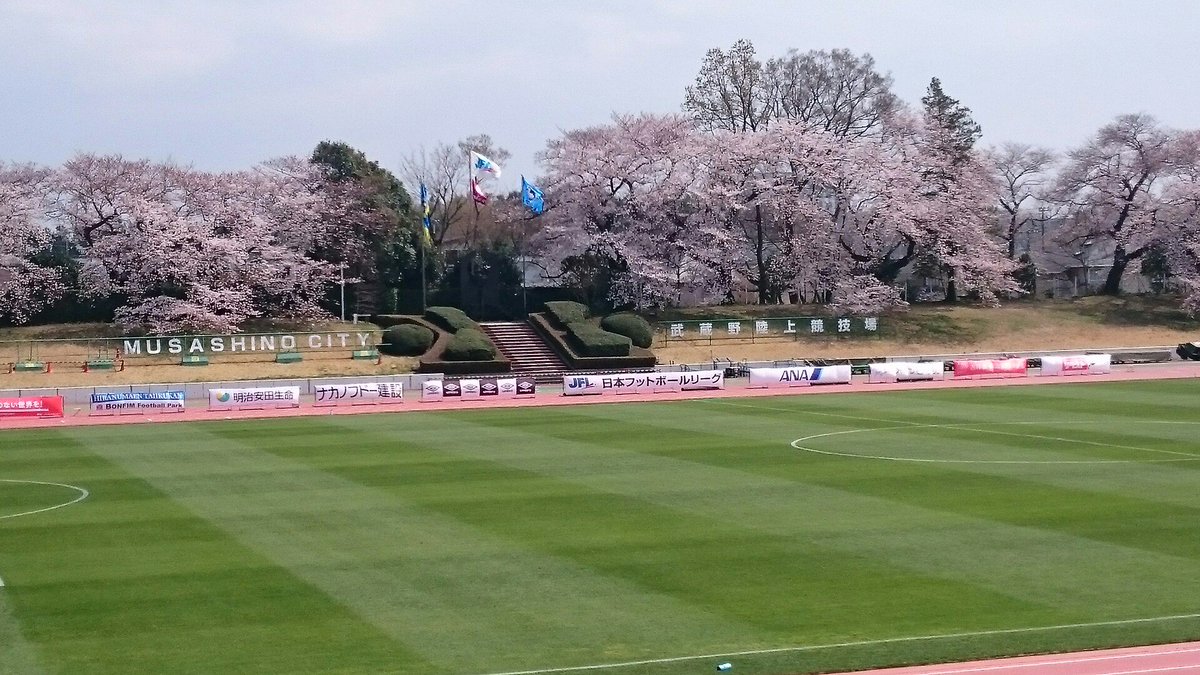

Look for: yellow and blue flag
[419,182,432,243]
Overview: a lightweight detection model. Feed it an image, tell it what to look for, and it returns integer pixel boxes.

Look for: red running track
[838,640,1200,674]
[1,362,1197,431]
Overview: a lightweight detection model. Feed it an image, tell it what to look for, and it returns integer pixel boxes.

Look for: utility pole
[339,262,346,322]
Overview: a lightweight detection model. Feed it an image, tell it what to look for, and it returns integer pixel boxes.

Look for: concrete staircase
[480,321,569,383]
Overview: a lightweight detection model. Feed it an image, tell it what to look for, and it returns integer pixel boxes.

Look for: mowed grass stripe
[260,416,1044,642]
[61,423,765,674]
[1,431,426,675]
[0,594,44,675]
[405,402,1200,616]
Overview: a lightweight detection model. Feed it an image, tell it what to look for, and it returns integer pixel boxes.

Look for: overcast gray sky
[3,0,1199,192]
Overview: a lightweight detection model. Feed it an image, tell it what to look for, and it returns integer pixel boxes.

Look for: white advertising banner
[420,377,537,403]
[868,362,945,384]
[421,379,444,402]
[562,370,725,396]
[89,391,186,416]
[312,382,403,406]
[1040,353,1112,376]
[208,386,300,410]
[747,365,852,388]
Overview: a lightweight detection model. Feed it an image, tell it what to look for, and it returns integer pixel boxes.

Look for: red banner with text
[0,396,65,418]
[952,358,1027,378]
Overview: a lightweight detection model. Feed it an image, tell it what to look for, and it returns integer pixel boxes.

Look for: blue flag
[521,176,544,215]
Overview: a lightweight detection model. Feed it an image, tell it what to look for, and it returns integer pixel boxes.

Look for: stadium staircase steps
[480,321,569,384]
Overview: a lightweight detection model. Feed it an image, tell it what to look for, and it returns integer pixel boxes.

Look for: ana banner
[313,382,403,406]
[208,386,300,410]
[952,358,1028,378]
[747,365,852,388]
[420,377,536,403]
[90,391,185,416]
[1040,354,1112,376]
[0,396,64,419]
[562,370,725,396]
[868,362,945,384]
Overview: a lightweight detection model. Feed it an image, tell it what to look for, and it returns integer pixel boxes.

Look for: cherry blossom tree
[539,113,740,309]
[50,154,344,333]
[993,143,1057,258]
[0,162,64,324]
[1054,113,1176,295]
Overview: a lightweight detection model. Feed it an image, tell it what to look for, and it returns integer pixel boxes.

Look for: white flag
[469,151,502,179]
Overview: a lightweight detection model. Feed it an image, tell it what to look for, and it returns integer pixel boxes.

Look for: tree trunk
[944,268,957,303]
[754,207,769,304]
[1102,246,1128,296]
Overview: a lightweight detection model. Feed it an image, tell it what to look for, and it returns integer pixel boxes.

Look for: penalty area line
[472,611,1200,675]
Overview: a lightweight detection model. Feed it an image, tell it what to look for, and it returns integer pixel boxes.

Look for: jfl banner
[313,382,403,406]
[562,370,725,396]
[208,387,300,410]
[747,365,852,388]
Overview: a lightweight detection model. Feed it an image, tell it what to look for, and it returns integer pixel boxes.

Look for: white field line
[872,646,1200,674]
[0,479,89,591]
[472,612,1200,675]
[0,479,90,521]
[790,423,1200,465]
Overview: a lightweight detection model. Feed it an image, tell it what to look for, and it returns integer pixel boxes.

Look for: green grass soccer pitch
[5,380,1200,675]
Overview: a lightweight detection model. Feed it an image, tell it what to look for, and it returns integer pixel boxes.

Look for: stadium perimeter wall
[0,373,443,406]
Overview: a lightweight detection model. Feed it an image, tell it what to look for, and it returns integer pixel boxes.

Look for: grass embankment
[0,321,413,388]
[5,382,1200,673]
[652,296,1200,363]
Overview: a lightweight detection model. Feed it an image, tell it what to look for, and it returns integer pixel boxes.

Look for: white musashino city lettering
[122,332,376,357]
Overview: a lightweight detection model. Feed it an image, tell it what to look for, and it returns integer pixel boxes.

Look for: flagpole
[420,234,427,313]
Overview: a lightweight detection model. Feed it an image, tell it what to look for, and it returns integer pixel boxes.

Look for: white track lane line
[471,612,1200,675]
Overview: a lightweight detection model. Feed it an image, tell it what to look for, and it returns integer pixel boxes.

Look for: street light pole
[339,263,346,322]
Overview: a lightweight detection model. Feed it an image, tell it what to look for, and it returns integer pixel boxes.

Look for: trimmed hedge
[379,324,435,356]
[600,313,653,348]
[443,328,498,361]
[425,306,477,333]
[567,321,631,357]
[544,301,589,328]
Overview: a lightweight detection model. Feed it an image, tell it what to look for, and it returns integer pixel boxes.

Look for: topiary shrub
[379,324,435,356]
[425,306,477,333]
[566,321,631,357]
[443,328,498,361]
[544,301,589,328]
[600,312,653,348]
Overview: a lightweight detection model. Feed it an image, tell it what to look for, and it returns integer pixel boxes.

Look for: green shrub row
[379,324,435,356]
[544,301,589,328]
[443,328,498,361]
[425,306,477,333]
[599,313,653,348]
[566,321,631,357]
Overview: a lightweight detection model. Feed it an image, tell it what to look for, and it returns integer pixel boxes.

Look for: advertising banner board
[868,362,945,384]
[421,377,536,403]
[747,365,852,388]
[90,391,185,416]
[952,358,1027,378]
[313,382,403,406]
[0,396,64,419]
[1040,354,1112,376]
[562,370,725,396]
[208,387,300,410]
